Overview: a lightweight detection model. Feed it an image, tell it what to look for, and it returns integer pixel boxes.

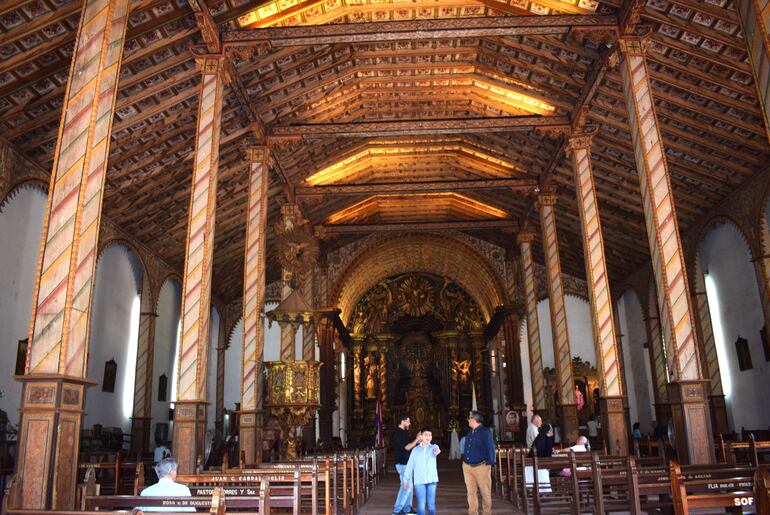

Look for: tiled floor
[359,460,523,514]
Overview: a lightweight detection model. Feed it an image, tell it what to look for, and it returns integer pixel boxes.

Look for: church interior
[1,0,770,512]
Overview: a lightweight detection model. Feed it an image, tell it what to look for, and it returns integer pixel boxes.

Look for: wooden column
[173,54,226,474]
[238,147,270,465]
[620,37,712,463]
[734,0,770,144]
[499,307,527,438]
[568,132,628,455]
[16,0,130,508]
[690,261,729,437]
[131,275,158,455]
[538,194,579,443]
[517,230,546,413]
[316,309,338,449]
[302,273,317,361]
[644,313,672,425]
[753,223,770,349]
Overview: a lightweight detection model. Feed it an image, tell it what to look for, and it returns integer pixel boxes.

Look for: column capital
[243,145,271,165]
[618,35,651,57]
[567,127,598,151]
[537,191,559,207]
[194,53,226,75]
[517,229,536,245]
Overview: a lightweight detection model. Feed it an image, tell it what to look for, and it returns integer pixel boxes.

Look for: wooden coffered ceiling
[1,0,768,304]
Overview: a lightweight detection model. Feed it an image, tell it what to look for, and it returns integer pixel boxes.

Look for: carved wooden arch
[154,273,184,314]
[331,233,507,323]
[691,214,756,265]
[96,238,147,295]
[0,178,49,211]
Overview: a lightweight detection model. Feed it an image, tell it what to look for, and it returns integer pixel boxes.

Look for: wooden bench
[4,476,229,515]
[725,434,770,466]
[755,466,770,514]
[669,458,756,514]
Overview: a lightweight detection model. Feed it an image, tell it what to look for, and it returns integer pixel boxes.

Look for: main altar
[344,272,492,448]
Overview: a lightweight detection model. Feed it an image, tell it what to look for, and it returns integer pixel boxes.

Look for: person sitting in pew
[140,458,194,512]
[557,436,590,476]
[530,424,554,458]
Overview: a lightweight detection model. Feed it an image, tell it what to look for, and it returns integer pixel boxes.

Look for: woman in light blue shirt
[402,428,441,515]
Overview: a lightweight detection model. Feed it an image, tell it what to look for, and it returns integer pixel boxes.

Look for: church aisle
[360,461,523,514]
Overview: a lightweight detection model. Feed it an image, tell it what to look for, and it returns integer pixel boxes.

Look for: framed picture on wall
[761,325,770,362]
[15,338,28,376]
[734,337,753,371]
[158,374,167,402]
[102,359,117,392]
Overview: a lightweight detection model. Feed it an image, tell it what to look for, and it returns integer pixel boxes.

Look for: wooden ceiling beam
[296,177,538,197]
[319,218,518,235]
[271,115,570,137]
[223,15,618,47]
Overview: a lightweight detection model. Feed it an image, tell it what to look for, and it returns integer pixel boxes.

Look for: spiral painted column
[131,275,159,455]
[517,230,546,414]
[538,194,578,443]
[734,0,770,144]
[569,133,627,454]
[620,37,711,463]
[172,55,226,473]
[15,0,129,507]
[239,147,270,465]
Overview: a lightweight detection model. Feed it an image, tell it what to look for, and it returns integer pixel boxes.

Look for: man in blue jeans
[392,414,420,515]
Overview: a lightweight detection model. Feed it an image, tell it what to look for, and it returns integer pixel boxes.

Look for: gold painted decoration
[274,204,319,288]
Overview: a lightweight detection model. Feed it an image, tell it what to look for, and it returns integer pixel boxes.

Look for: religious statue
[284,428,300,460]
[364,355,378,399]
[575,384,585,411]
[452,357,471,384]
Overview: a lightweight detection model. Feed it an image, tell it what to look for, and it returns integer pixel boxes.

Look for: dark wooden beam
[319,219,518,236]
[223,15,618,47]
[271,115,570,137]
[296,177,538,197]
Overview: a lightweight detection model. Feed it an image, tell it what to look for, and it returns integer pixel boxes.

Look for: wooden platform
[360,460,522,514]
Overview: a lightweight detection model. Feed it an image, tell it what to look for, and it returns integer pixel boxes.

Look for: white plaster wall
[0,186,47,420]
[520,297,594,413]
[206,308,219,430]
[616,290,654,433]
[85,244,143,432]
[699,223,770,431]
[537,296,596,368]
[520,320,533,414]
[224,318,243,411]
[152,278,181,435]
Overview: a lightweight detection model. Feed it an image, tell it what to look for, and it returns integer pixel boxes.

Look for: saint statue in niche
[575,384,585,411]
[365,355,378,399]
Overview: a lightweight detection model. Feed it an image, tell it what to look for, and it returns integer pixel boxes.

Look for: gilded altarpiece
[544,357,600,429]
[346,273,489,448]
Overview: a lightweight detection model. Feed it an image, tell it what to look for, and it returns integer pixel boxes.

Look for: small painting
[102,359,117,392]
[15,338,28,376]
[734,336,753,371]
[158,374,167,402]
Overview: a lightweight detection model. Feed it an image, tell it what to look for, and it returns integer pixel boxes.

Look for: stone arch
[97,240,145,294]
[694,216,755,263]
[331,233,507,323]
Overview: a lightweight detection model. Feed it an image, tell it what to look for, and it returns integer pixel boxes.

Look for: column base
[15,374,94,510]
[667,380,714,464]
[130,416,152,456]
[557,403,579,444]
[172,400,208,474]
[708,394,729,438]
[238,410,263,466]
[600,396,629,456]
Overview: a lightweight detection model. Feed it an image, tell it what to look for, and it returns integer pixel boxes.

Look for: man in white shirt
[569,436,590,453]
[140,458,194,512]
[526,414,542,449]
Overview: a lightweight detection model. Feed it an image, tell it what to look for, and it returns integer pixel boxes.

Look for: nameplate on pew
[202,474,288,482]
[733,496,754,507]
[191,487,259,496]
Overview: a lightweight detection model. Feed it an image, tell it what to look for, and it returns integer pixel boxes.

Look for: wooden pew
[754,466,770,515]
[726,434,770,466]
[76,453,150,495]
[669,458,756,515]
[4,479,229,515]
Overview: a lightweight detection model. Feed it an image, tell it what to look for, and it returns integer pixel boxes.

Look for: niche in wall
[158,374,167,402]
[14,339,27,376]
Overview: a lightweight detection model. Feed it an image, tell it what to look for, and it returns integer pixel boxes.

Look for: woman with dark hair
[530,423,555,458]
